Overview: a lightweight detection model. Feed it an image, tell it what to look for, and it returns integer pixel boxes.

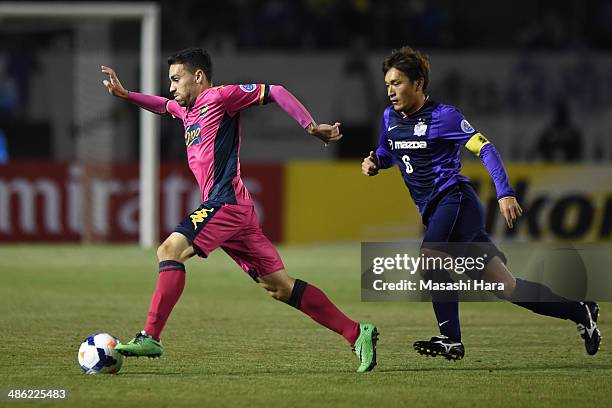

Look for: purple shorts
[175,203,284,279]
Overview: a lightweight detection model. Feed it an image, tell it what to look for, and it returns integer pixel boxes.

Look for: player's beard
[178,89,197,107]
[175,93,188,107]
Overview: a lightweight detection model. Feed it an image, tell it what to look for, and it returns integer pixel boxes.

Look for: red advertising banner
[0,161,284,243]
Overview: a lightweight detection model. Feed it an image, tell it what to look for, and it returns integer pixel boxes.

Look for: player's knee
[157,240,182,262]
[420,248,435,259]
[418,248,445,276]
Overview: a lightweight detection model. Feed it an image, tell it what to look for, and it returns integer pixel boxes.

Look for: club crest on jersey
[461,119,475,133]
[184,123,202,147]
[414,120,427,136]
[199,105,208,117]
[239,84,257,92]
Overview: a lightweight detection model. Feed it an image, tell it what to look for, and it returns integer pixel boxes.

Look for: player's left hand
[307,122,343,145]
[498,196,523,229]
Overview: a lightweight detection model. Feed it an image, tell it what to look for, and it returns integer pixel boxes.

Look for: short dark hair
[167,47,213,81]
[382,46,431,91]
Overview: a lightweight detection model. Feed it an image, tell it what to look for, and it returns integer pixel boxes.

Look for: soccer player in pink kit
[101,48,377,372]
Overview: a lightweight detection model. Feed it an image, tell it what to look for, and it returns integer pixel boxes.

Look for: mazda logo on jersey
[185,124,202,147]
[388,139,428,150]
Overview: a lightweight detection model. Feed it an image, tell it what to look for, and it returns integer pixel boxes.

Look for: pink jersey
[165,84,272,206]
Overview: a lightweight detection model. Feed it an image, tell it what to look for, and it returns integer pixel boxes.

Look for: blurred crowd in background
[163,0,612,51]
[1,0,612,163]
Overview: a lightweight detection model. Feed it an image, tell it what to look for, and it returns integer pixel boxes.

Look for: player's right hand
[307,122,343,145]
[362,151,379,176]
[101,65,129,99]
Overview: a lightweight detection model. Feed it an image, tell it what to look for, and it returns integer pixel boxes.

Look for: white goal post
[0,2,161,248]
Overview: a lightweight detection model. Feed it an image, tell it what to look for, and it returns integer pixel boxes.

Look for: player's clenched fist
[101,65,129,99]
[362,151,380,176]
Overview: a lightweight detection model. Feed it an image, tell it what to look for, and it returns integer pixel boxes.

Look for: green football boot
[353,323,379,372]
[115,331,164,358]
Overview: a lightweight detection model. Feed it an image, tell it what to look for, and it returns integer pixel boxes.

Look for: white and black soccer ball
[78,333,124,374]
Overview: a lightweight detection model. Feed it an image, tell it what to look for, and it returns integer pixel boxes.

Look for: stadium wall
[282,162,612,244]
[1,162,611,244]
[0,162,283,243]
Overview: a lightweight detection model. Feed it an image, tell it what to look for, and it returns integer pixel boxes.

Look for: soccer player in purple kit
[361,46,600,360]
[101,48,378,372]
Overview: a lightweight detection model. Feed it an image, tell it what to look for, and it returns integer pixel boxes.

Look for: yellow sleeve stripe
[259,84,266,105]
[465,132,490,156]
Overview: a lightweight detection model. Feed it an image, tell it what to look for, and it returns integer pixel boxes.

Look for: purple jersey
[375,99,514,216]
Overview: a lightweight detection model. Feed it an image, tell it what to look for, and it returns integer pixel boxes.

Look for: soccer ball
[78,333,124,374]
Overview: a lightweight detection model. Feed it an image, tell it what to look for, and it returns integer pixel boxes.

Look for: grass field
[1,244,611,407]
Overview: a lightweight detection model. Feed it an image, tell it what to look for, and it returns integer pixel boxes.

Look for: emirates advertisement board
[0,162,284,243]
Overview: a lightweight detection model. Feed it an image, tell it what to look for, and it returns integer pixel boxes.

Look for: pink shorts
[175,203,285,279]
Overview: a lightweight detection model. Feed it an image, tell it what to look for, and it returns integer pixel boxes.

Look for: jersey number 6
[402,155,414,174]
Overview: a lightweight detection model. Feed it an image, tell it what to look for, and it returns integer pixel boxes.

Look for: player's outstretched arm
[101,66,128,99]
[361,151,380,176]
[101,65,169,115]
[268,85,342,145]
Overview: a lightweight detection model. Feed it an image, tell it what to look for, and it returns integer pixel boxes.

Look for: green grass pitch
[1,244,611,407]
